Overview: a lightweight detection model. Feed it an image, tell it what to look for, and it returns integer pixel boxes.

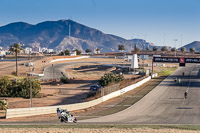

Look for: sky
[0,0,200,47]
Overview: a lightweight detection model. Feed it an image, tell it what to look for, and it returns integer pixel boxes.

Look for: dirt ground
[0,56,178,121]
[0,127,199,133]
[0,57,134,109]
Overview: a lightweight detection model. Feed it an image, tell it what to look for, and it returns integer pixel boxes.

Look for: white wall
[50,56,90,63]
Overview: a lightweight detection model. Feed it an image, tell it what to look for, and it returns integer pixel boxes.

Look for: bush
[60,77,70,84]
[99,73,124,87]
[0,76,12,97]
[0,76,41,98]
[0,100,8,110]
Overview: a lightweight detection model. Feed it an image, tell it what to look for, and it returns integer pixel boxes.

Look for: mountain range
[0,19,155,53]
[181,41,200,52]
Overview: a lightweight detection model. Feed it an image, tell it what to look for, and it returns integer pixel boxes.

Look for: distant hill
[182,41,200,51]
[0,19,155,53]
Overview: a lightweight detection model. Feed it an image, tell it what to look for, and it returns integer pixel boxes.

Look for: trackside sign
[153,57,200,63]
[185,58,200,63]
[153,57,179,63]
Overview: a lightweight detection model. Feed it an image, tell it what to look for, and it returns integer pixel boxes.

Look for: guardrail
[6,73,157,119]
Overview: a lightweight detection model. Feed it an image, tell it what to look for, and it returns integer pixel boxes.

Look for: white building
[70,50,77,56]
[32,46,41,52]
[0,50,6,57]
[24,47,32,54]
[47,49,54,53]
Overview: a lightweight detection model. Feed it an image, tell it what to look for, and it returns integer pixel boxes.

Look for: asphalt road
[42,61,108,80]
[81,64,200,124]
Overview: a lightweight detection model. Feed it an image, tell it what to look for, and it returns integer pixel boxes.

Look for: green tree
[99,73,124,87]
[0,76,12,96]
[180,47,186,53]
[59,51,64,56]
[153,46,158,52]
[85,49,92,54]
[118,45,125,52]
[64,50,70,55]
[0,76,41,98]
[75,49,82,55]
[146,47,150,51]
[171,47,176,52]
[9,43,24,76]
[161,46,168,51]
[96,48,100,54]
[0,100,8,110]
[190,47,195,54]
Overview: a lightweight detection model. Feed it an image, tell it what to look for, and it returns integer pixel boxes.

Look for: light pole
[142,43,145,72]
[29,48,32,108]
[52,64,54,83]
[173,39,178,56]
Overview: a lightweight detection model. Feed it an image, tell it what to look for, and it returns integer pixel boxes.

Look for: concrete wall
[50,56,90,63]
[6,73,157,119]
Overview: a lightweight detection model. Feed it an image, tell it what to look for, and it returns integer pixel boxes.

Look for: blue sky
[0,0,200,47]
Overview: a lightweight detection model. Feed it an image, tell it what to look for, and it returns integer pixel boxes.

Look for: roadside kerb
[6,73,157,119]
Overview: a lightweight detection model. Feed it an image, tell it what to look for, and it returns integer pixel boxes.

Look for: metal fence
[100,75,148,97]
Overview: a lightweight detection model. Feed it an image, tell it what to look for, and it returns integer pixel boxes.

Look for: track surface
[81,64,200,124]
[42,61,110,80]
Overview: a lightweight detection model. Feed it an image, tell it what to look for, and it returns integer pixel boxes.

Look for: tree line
[118,44,196,54]
[0,76,41,98]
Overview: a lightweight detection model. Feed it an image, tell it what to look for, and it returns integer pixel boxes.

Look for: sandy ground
[0,128,199,133]
[0,56,178,122]
[0,57,132,109]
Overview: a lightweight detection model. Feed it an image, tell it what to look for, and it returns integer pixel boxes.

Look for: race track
[81,64,200,124]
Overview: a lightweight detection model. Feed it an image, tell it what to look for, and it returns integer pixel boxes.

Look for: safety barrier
[6,73,157,119]
[50,56,90,63]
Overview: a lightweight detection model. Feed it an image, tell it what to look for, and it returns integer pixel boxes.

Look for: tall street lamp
[142,44,145,72]
[173,39,178,56]
[52,64,54,83]
[29,48,32,108]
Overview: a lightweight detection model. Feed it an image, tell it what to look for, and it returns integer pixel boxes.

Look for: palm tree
[180,47,186,53]
[189,47,195,54]
[161,46,168,51]
[9,43,24,76]
[171,47,176,52]
[96,48,100,54]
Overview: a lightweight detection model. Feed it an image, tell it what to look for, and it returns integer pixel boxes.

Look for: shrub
[60,77,70,84]
[0,76,41,98]
[0,100,8,110]
[0,76,12,97]
[99,73,124,87]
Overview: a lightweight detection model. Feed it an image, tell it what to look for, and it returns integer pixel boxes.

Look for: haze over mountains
[0,19,155,53]
[0,19,199,53]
